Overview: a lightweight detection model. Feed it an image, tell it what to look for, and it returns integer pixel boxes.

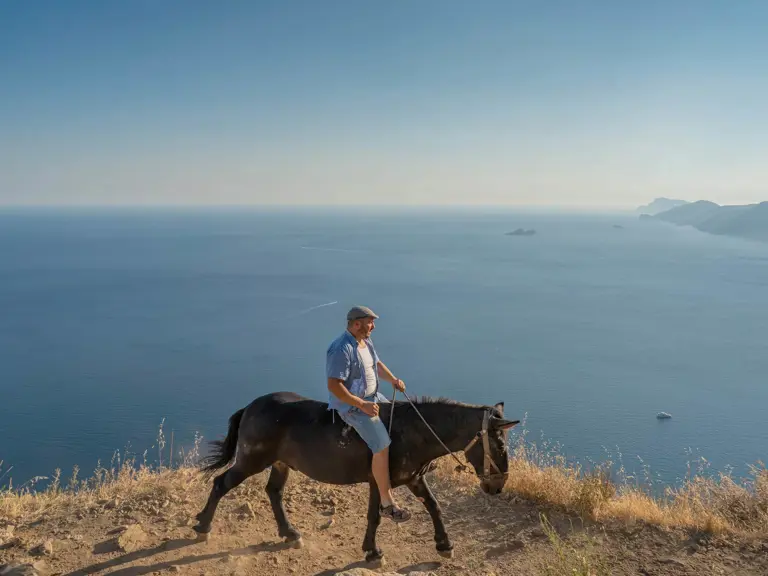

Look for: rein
[387,389,505,480]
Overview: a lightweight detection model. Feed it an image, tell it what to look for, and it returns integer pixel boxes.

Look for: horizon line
[0,202,645,212]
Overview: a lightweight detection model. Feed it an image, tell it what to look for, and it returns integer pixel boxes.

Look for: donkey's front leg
[408,475,454,558]
[362,481,384,565]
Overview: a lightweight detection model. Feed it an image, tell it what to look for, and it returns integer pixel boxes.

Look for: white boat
[656,412,672,419]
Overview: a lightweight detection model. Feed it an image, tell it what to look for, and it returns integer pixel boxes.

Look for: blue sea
[1,208,767,489]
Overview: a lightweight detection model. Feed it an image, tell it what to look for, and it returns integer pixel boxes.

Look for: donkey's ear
[490,417,519,430]
[494,402,504,415]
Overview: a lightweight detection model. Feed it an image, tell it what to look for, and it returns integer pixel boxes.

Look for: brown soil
[2,464,767,576]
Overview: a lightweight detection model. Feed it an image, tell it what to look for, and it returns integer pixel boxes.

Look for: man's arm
[327,378,365,409]
[328,378,379,417]
[377,361,405,392]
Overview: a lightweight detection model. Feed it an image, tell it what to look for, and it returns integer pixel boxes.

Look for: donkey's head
[463,402,519,495]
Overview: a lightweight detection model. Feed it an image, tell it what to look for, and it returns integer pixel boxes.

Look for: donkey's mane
[414,396,486,410]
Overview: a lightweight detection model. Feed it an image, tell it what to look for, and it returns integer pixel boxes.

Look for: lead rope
[388,388,469,472]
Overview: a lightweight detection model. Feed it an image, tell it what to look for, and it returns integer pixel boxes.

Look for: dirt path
[2,465,767,575]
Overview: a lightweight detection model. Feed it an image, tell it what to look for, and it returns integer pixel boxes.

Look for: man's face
[352,317,375,338]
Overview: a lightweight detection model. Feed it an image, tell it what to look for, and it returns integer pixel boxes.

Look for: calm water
[1,208,767,488]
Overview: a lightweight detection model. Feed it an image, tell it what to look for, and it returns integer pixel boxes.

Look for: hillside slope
[2,462,767,576]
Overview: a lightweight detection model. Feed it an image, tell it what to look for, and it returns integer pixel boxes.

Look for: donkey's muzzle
[481,472,508,495]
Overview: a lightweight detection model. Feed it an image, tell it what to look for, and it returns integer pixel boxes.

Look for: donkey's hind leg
[265,462,303,547]
[193,457,270,539]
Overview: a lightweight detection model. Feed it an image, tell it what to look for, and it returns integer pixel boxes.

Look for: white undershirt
[358,345,377,397]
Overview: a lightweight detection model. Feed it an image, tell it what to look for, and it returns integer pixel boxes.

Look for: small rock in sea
[505,228,536,237]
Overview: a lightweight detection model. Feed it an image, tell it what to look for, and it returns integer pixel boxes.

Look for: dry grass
[497,422,768,536]
[0,427,205,525]
[2,422,767,539]
[0,463,201,525]
[536,513,609,576]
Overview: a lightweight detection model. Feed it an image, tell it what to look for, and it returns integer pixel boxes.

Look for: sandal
[380,503,412,523]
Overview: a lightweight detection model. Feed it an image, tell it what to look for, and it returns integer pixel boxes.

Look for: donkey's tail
[200,407,245,477]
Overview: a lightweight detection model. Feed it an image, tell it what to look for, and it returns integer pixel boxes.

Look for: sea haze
[1,208,767,487]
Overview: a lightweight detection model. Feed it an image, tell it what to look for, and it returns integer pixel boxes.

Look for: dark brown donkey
[194,392,518,564]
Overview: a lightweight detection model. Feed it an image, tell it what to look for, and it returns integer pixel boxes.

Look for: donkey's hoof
[437,548,454,559]
[365,549,385,567]
[192,525,210,542]
[195,531,210,543]
[283,529,303,549]
[286,537,304,549]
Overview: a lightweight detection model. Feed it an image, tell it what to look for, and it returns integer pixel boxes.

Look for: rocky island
[506,228,536,237]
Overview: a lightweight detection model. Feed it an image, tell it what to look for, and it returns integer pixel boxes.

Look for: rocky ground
[2,464,767,576]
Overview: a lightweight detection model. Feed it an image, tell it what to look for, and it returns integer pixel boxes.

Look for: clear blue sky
[1,1,766,207]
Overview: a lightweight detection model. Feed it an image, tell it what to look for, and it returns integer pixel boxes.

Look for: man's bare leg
[371,447,394,505]
[371,445,411,522]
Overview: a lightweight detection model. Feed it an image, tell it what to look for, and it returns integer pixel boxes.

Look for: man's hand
[393,378,406,393]
[360,401,380,418]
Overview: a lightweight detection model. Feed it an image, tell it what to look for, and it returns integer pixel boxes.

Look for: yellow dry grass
[495,440,768,536]
[2,428,767,537]
[0,463,203,525]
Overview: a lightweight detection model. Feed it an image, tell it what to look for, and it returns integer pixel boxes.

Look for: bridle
[391,390,511,483]
[460,409,507,481]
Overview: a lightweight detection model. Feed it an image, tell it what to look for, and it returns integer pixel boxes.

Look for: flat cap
[347,305,379,321]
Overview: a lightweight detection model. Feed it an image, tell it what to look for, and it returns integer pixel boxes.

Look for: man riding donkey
[326,305,412,523]
[194,303,518,563]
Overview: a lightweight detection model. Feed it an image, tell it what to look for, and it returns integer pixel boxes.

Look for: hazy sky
[1,1,767,208]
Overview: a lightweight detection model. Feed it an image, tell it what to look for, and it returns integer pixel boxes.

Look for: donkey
[194,391,518,563]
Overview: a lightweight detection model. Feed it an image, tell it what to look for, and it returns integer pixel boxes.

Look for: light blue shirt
[326,330,389,414]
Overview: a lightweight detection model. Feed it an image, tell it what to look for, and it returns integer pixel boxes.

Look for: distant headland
[636,197,689,215]
[638,198,768,243]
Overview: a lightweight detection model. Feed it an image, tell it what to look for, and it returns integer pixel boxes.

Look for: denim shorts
[338,396,391,454]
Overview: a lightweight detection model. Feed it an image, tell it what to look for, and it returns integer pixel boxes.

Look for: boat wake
[293,301,339,316]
